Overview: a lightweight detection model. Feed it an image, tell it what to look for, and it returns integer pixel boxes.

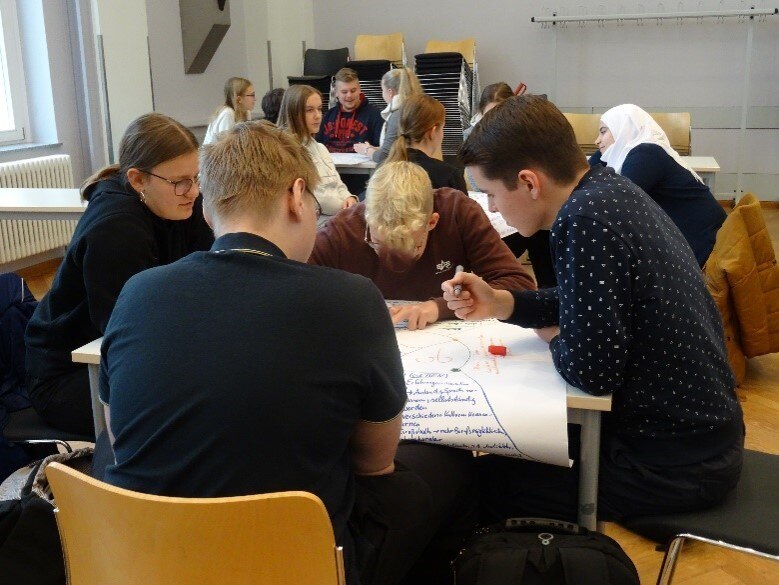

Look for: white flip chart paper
[397,319,570,466]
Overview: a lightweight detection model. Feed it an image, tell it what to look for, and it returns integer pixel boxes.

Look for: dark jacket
[25,174,214,378]
[316,93,384,153]
[590,144,725,266]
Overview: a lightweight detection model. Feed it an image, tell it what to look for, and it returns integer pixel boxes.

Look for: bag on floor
[452,517,640,585]
[0,447,93,585]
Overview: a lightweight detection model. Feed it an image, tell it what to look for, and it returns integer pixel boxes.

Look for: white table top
[680,156,719,173]
[330,152,377,169]
[71,336,611,411]
[0,188,86,219]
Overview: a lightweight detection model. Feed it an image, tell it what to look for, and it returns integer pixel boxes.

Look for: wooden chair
[650,112,692,155]
[354,32,405,67]
[424,38,476,66]
[563,113,602,155]
[46,462,346,585]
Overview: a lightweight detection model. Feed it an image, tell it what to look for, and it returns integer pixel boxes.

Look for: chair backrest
[303,47,349,76]
[563,111,692,156]
[424,38,476,65]
[355,33,405,66]
[651,112,691,155]
[563,113,602,155]
[46,462,345,585]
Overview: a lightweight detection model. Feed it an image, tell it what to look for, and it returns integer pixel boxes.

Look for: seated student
[316,67,384,153]
[277,84,357,226]
[590,104,726,267]
[383,94,467,192]
[24,113,213,436]
[353,67,423,164]
[260,87,285,124]
[444,95,744,523]
[203,77,256,144]
[310,161,535,330]
[466,83,556,288]
[99,122,476,585]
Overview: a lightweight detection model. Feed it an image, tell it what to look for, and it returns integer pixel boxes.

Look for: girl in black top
[384,94,468,192]
[24,113,214,435]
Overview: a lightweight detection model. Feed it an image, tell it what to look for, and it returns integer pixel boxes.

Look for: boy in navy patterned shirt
[443,95,743,522]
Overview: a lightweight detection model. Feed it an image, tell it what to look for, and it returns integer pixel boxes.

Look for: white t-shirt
[203,107,236,145]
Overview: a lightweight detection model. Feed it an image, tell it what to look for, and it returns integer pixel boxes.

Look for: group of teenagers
[21,62,742,584]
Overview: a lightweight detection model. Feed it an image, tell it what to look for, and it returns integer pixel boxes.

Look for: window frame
[0,0,29,145]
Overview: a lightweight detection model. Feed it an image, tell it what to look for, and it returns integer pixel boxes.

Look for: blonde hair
[199,121,319,229]
[214,77,253,122]
[334,68,359,84]
[386,94,446,164]
[365,161,433,255]
[277,84,321,144]
[381,67,423,100]
[81,113,198,200]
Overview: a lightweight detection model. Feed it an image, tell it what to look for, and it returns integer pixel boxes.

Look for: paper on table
[330,152,373,166]
[397,319,570,466]
[468,191,518,239]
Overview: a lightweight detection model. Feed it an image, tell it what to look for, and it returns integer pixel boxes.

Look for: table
[330,152,377,176]
[72,335,611,530]
[0,188,86,220]
[680,156,719,191]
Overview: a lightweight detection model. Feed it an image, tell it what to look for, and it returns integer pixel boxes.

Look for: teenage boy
[443,95,744,523]
[310,161,535,330]
[99,122,475,584]
[316,68,384,153]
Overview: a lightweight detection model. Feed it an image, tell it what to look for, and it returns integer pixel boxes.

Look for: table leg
[87,363,106,438]
[570,408,602,531]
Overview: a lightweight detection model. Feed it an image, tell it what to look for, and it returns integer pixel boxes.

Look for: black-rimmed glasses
[142,170,199,196]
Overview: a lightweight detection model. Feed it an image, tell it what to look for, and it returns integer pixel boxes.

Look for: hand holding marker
[453,265,464,296]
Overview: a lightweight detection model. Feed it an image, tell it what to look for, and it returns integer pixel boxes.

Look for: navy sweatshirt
[316,93,384,153]
[590,144,725,266]
[507,166,742,466]
[25,175,214,378]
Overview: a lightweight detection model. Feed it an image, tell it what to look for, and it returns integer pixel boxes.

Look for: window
[0,0,28,144]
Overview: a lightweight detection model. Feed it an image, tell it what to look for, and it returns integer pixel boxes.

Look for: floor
[15,208,779,584]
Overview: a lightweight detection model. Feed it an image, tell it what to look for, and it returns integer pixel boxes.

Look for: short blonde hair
[365,161,433,255]
[199,121,319,228]
[334,68,359,84]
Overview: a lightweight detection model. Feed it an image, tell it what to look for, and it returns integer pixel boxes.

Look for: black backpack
[452,518,640,585]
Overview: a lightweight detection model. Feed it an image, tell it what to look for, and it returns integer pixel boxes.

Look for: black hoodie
[25,174,214,378]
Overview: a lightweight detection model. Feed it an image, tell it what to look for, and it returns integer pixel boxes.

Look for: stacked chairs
[354,33,405,67]
[424,38,480,116]
[287,47,349,107]
[347,59,393,110]
[415,52,475,156]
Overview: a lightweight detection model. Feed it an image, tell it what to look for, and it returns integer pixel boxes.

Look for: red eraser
[488,345,507,356]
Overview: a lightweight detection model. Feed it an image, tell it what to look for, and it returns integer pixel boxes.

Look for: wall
[312,0,779,200]
[146,0,312,132]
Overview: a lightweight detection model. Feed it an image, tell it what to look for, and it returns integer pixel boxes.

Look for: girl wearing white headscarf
[590,104,725,266]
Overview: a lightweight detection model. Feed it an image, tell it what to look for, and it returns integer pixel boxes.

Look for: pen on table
[453,265,464,296]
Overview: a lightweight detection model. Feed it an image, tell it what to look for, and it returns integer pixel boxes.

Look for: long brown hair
[386,94,445,164]
[277,84,321,144]
[217,77,253,122]
[478,82,513,114]
[81,113,198,200]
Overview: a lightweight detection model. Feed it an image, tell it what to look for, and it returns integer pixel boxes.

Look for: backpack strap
[476,547,528,585]
[559,547,610,584]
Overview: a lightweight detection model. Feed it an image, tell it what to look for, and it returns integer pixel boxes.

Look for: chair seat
[622,450,779,556]
[4,408,94,443]
[287,74,330,82]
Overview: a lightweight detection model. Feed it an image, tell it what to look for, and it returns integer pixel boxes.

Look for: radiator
[0,154,78,269]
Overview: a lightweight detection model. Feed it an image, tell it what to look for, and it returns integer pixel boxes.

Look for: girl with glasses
[25,113,214,437]
[203,76,256,145]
